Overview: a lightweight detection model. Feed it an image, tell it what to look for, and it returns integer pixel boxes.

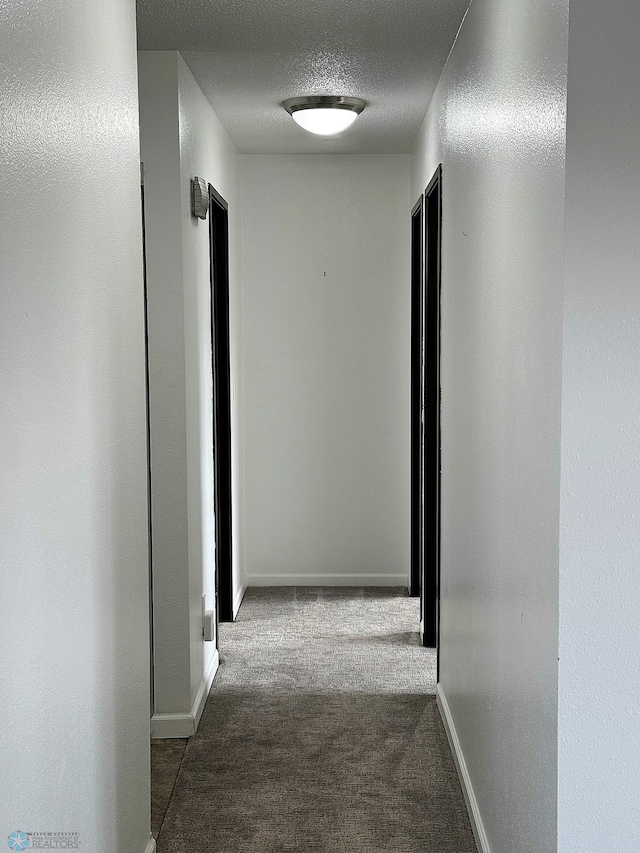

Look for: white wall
[240,155,411,587]
[138,52,245,736]
[177,53,247,697]
[558,1,640,849]
[410,0,568,850]
[138,51,191,721]
[0,2,151,852]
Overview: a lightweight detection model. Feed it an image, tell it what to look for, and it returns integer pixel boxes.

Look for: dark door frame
[209,185,234,626]
[410,195,424,599]
[141,163,155,712]
[420,165,442,654]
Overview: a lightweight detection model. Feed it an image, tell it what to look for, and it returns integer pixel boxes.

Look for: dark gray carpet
[157,587,476,853]
[152,739,188,838]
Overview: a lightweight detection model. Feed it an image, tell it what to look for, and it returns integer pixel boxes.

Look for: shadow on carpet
[156,587,476,853]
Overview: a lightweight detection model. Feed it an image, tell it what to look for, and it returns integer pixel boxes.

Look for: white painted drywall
[558,1,640,849]
[241,155,410,586]
[138,51,245,728]
[0,1,151,852]
[177,54,246,697]
[411,0,568,850]
[138,51,191,718]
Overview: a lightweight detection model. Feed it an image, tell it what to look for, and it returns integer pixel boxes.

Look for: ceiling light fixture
[282,96,366,136]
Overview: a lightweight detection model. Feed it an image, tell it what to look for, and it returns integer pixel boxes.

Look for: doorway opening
[209,185,234,626]
[411,166,442,653]
[140,164,155,713]
[410,196,424,600]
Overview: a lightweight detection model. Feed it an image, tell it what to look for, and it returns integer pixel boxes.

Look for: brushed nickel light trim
[282,96,367,115]
[282,96,367,135]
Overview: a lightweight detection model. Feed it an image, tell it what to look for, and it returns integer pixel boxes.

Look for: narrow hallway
[155,588,476,852]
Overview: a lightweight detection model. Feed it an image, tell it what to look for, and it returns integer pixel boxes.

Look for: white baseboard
[144,837,156,853]
[193,648,219,730]
[150,712,194,739]
[436,684,491,853]
[151,649,219,739]
[245,573,409,587]
[232,582,247,619]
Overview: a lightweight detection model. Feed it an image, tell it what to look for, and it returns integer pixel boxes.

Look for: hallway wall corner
[138,50,247,723]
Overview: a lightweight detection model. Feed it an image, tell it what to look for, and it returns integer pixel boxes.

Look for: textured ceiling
[136,0,471,154]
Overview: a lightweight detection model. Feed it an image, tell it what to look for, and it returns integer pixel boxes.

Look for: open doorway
[140,164,154,714]
[411,166,442,653]
[209,185,234,625]
[421,166,442,652]
[410,195,424,600]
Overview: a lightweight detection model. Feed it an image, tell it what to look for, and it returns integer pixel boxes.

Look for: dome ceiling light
[282,96,366,136]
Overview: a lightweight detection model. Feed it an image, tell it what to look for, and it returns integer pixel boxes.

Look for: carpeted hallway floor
[156,587,477,853]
